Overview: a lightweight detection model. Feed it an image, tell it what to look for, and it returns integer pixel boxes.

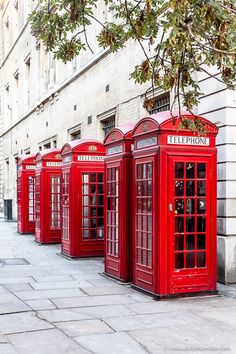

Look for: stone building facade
[0,0,236,283]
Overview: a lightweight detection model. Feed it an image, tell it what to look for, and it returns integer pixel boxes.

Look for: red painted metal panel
[61,140,105,258]
[131,111,218,298]
[34,149,62,244]
[104,124,135,282]
[17,155,36,234]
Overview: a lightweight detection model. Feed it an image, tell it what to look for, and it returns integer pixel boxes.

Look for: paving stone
[4,283,33,292]
[0,312,53,334]
[24,299,57,310]
[32,275,74,282]
[81,285,134,296]
[52,294,139,309]
[104,311,203,332]
[0,333,8,343]
[56,319,113,337]
[73,304,137,319]
[0,344,18,354]
[0,285,8,294]
[129,327,209,354]
[0,293,31,315]
[16,288,86,301]
[76,332,148,354]
[30,280,92,290]
[37,309,92,322]
[88,278,120,287]
[192,307,236,327]
[0,277,35,285]
[2,258,30,265]
[180,318,236,351]
[7,329,89,354]
[71,274,103,280]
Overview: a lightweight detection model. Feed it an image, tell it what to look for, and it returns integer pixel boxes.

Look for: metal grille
[149,93,170,114]
[50,176,61,229]
[82,172,104,240]
[136,162,153,268]
[174,162,207,270]
[107,167,119,256]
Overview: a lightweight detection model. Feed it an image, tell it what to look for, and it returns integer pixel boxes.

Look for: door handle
[169,203,173,211]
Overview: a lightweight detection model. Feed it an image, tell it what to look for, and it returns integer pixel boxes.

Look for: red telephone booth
[104,123,135,281]
[61,139,105,257]
[132,111,218,298]
[17,155,36,234]
[35,149,62,244]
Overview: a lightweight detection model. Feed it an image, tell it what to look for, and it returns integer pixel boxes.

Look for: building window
[87,115,92,125]
[70,130,81,140]
[24,148,30,155]
[148,93,170,114]
[25,55,31,108]
[101,116,115,138]
[43,142,51,149]
[38,136,57,150]
[68,124,81,141]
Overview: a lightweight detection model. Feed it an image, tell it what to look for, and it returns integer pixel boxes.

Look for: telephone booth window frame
[173,159,208,271]
[107,166,119,257]
[50,175,61,229]
[17,176,21,222]
[81,172,104,241]
[62,172,70,240]
[28,176,35,222]
[136,161,153,269]
[35,174,40,230]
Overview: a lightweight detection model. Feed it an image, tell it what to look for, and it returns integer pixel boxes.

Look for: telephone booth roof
[35,149,62,162]
[104,123,136,145]
[61,139,105,155]
[132,111,218,137]
[18,154,36,165]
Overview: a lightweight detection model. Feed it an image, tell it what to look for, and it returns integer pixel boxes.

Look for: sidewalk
[0,219,235,354]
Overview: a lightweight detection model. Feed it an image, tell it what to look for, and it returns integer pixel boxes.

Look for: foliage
[30,0,236,129]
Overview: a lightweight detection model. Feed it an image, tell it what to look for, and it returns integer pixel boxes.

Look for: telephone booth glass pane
[35,175,40,229]
[50,176,61,229]
[136,162,153,268]
[82,172,104,240]
[62,172,70,240]
[107,167,119,256]
[174,162,207,270]
[28,176,35,221]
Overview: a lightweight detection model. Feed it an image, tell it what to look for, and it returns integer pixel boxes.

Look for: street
[0,219,235,354]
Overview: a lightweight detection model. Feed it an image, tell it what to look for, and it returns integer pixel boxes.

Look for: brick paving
[0,219,235,353]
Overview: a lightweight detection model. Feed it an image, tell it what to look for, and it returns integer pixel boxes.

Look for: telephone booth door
[104,123,134,282]
[35,149,62,244]
[131,111,218,298]
[17,155,36,234]
[168,156,215,294]
[134,158,155,293]
[61,139,105,257]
